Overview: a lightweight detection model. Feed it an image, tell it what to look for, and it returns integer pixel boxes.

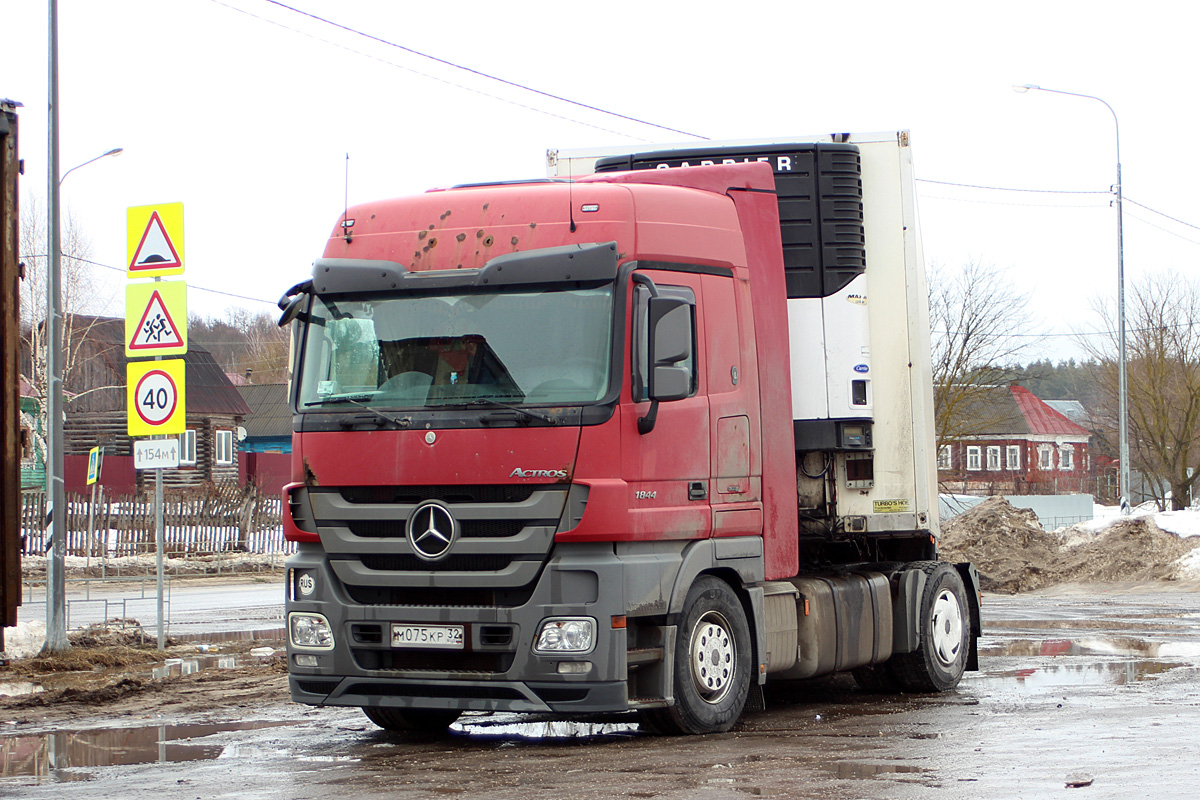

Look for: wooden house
[60,315,251,493]
[938,385,1093,496]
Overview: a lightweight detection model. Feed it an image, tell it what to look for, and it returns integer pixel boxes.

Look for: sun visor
[311,242,618,295]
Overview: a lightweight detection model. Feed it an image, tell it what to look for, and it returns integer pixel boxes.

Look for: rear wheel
[892,562,970,692]
[362,706,462,733]
[641,576,752,735]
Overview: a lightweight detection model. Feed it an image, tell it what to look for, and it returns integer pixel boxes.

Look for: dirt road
[4,582,1200,799]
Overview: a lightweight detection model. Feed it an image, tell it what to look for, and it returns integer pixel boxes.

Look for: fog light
[294,653,320,667]
[290,612,334,650]
[557,661,592,675]
[534,618,595,654]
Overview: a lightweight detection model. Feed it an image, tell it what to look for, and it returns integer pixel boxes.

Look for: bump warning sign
[127,203,184,277]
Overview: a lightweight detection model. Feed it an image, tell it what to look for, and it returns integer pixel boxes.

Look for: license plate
[391,624,465,649]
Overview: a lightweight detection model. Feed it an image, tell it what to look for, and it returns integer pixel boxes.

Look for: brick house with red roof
[938,385,1093,495]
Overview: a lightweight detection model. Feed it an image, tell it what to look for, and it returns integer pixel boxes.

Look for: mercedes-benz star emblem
[406,501,458,561]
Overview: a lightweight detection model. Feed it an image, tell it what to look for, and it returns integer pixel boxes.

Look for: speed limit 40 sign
[127,359,187,436]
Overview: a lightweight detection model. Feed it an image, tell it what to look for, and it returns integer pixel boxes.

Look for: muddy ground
[6,496,1200,730]
[6,500,1200,797]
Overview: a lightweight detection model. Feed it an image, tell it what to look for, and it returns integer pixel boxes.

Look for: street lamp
[1014,83,1130,513]
[44,1,125,656]
[60,147,122,185]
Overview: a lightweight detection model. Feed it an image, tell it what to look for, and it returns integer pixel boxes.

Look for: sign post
[85,446,102,569]
[125,202,186,651]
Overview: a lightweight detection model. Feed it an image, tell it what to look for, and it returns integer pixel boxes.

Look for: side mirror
[646,296,693,402]
[277,280,314,327]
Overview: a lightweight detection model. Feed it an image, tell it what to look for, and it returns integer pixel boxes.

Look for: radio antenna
[568,154,577,233]
[342,153,353,242]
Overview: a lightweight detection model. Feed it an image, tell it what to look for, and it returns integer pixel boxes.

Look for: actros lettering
[656,155,793,172]
[510,468,568,479]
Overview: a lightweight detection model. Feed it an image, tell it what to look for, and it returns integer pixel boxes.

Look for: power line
[920,193,1107,210]
[21,252,279,306]
[1125,196,1200,232]
[208,0,702,142]
[260,0,706,140]
[916,177,1108,195]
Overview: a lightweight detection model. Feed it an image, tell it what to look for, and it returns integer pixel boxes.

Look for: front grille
[349,519,528,539]
[339,485,537,505]
[345,584,536,608]
[352,649,514,673]
[360,553,517,572]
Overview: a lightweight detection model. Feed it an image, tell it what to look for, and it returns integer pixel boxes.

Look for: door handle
[688,481,708,501]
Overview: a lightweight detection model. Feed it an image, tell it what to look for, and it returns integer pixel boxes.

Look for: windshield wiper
[466,398,557,425]
[303,395,410,428]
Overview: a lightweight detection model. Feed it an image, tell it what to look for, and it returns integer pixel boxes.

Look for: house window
[180,429,197,465]
[986,446,1001,471]
[937,446,952,470]
[1059,444,1075,470]
[1006,445,1021,470]
[966,446,982,471]
[214,429,234,465]
[1038,445,1054,470]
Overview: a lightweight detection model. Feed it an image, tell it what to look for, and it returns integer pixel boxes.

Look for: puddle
[973,635,1200,691]
[452,715,640,742]
[826,762,927,779]
[979,636,1200,659]
[0,720,299,782]
[975,659,1188,690]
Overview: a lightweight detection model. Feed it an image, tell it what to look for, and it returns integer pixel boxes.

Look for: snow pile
[4,620,46,660]
[939,496,1200,593]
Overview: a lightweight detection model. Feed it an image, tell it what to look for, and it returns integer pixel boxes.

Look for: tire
[642,576,752,735]
[891,562,970,692]
[362,706,462,733]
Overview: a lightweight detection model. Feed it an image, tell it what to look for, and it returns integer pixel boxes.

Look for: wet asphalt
[5,589,1200,799]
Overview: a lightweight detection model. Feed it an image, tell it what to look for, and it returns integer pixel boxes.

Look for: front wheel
[641,576,752,735]
[892,562,970,692]
[362,706,461,733]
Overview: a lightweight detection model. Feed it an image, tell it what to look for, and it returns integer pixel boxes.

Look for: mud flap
[954,562,982,672]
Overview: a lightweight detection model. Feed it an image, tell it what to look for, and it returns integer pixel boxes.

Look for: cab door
[622,269,711,540]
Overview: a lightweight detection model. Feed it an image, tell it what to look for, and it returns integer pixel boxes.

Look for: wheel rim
[690,611,736,704]
[930,589,964,667]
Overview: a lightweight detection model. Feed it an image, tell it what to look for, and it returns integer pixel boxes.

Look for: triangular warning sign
[129,211,182,272]
[129,289,184,351]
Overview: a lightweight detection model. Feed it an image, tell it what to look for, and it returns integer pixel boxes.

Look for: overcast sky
[5,0,1199,364]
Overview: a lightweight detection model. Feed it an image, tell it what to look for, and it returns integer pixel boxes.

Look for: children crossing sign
[127,203,184,277]
[126,281,187,356]
[127,358,186,436]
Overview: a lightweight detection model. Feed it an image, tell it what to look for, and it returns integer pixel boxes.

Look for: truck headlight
[289,612,335,650]
[534,618,595,654]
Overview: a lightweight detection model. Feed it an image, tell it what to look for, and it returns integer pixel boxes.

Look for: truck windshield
[297,285,614,410]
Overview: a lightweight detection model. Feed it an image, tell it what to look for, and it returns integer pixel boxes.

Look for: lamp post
[1014,83,1129,513]
[43,0,124,653]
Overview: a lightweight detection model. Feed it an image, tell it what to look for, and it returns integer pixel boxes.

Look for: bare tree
[191,307,290,384]
[1082,274,1200,509]
[19,194,116,460]
[929,259,1034,449]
